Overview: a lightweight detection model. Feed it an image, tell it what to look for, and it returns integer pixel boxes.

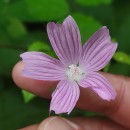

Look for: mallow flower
[20,15,117,114]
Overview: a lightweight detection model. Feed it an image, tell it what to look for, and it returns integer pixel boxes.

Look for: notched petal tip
[65,14,73,18]
[20,52,29,60]
[63,15,78,28]
[92,86,116,101]
[47,14,82,66]
[79,72,117,101]
[113,42,118,49]
[20,51,42,59]
[20,52,27,58]
[102,26,107,29]
[65,15,74,21]
[101,26,109,31]
[110,93,116,101]
[19,52,65,81]
[47,22,55,27]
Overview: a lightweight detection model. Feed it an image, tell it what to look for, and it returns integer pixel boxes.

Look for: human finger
[12,61,130,128]
[19,116,128,130]
[77,72,130,129]
[19,124,39,130]
[12,61,58,99]
[70,117,129,130]
[19,116,80,130]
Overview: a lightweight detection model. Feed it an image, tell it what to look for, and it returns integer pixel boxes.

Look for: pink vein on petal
[20,52,65,81]
[78,72,116,100]
[86,43,118,71]
[47,16,82,66]
[20,15,118,115]
[80,26,112,66]
[50,79,80,114]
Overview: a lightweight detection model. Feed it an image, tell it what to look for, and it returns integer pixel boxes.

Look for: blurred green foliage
[22,90,36,103]
[76,0,112,6]
[113,52,130,65]
[1,0,130,129]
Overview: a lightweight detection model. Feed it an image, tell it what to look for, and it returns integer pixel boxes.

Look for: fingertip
[12,61,57,98]
[12,61,38,91]
[12,61,25,89]
[38,116,80,130]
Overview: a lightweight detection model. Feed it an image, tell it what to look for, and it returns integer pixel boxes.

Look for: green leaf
[0,19,8,42]
[76,0,112,6]
[0,0,5,15]
[0,48,22,76]
[28,41,57,57]
[28,41,51,51]
[7,0,30,21]
[8,0,69,21]
[26,0,69,21]
[85,111,102,116]
[72,13,102,44]
[109,62,130,76]
[116,16,130,53]
[6,18,27,39]
[0,80,4,91]
[0,86,49,130]
[103,62,111,72]
[113,52,130,65]
[22,90,36,103]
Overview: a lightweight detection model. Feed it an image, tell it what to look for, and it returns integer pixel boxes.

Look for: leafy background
[1,0,130,129]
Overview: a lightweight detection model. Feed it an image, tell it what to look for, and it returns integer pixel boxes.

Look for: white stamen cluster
[66,64,84,82]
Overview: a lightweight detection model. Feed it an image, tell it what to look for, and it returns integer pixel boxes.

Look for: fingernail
[38,116,80,130]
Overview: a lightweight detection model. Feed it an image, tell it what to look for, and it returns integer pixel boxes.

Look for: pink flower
[20,16,117,114]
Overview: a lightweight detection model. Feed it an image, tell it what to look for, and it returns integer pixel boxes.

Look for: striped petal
[78,72,116,100]
[20,52,65,81]
[50,79,80,114]
[80,26,117,71]
[47,15,82,66]
[85,43,117,72]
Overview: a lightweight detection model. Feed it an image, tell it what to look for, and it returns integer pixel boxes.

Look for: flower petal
[50,79,80,114]
[80,26,110,63]
[47,15,82,66]
[20,52,65,81]
[86,43,117,71]
[80,26,117,71]
[78,72,116,101]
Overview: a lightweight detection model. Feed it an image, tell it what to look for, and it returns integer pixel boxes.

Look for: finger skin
[12,61,130,129]
[19,116,81,130]
[19,124,39,130]
[12,61,58,99]
[77,73,130,129]
[19,117,128,130]
[70,117,129,130]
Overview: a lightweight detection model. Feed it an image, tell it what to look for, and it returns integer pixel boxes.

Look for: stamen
[66,64,84,82]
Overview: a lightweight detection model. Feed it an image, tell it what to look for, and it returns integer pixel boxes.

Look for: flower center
[66,64,84,82]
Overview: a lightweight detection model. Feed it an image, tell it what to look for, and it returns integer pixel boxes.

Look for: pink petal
[80,26,117,71]
[50,79,80,114]
[86,43,117,72]
[47,15,82,66]
[20,52,65,81]
[78,72,116,100]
